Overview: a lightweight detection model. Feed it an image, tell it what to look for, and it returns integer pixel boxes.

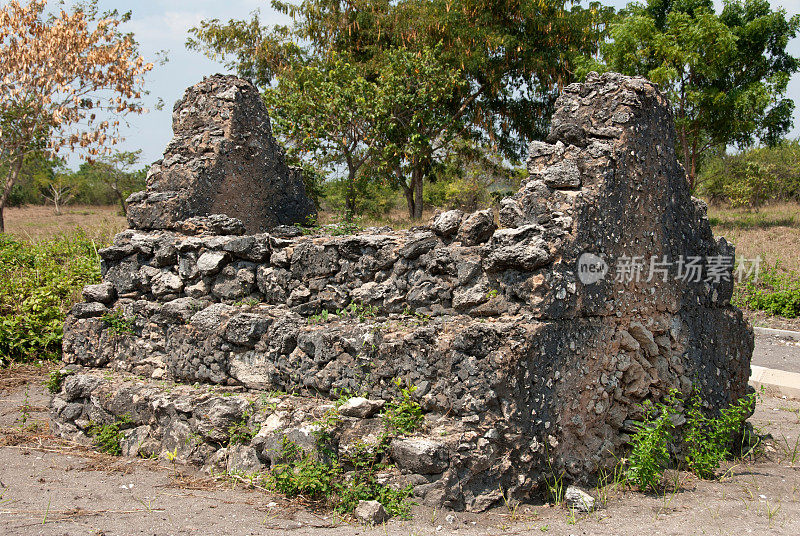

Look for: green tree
[262,54,380,218]
[188,0,603,218]
[601,0,800,191]
[70,151,146,215]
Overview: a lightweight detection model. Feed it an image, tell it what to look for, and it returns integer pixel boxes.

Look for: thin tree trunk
[413,167,423,220]
[112,178,127,215]
[117,193,127,216]
[396,167,415,218]
[0,157,24,233]
[345,169,357,220]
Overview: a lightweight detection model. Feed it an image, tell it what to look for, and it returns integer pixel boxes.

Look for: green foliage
[322,178,400,219]
[684,391,758,478]
[625,389,757,489]
[626,393,678,490]
[102,308,135,336]
[188,1,604,218]
[337,301,378,322]
[264,435,413,518]
[227,412,261,446]
[733,262,800,318]
[601,0,800,189]
[699,141,800,207]
[86,415,134,456]
[382,380,424,434]
[0,232,102,365]
[45,369,70,394]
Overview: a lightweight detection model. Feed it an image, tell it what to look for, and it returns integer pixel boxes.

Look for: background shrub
[0,232,102,365]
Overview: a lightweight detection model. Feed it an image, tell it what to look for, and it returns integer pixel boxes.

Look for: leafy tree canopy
[188,0,607,218]
[599,0,800,191]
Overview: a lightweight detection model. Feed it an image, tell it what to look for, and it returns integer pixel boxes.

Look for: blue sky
[44,1,800,167]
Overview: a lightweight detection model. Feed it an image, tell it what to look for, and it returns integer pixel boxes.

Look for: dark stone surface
[127,75,316,234]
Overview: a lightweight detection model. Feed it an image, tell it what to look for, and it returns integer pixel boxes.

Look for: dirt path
[1,367,800,535]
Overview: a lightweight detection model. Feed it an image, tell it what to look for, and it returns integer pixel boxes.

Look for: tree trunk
[117,193,127,216]
[112,179,127,216]
[0,157,24,233]
[413,167,423,220]
[345,169,357,220]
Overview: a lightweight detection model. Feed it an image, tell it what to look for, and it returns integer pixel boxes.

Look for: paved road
[752,331,800,373]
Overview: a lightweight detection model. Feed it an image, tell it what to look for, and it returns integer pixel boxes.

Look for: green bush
[228,412,261,446]
[85,415,134,456]
[264,435,413,518]
[625,389,757,489]
[700,140,800,208]
[733,263,800,318]
[626,394,678,490]
[684,391,757,479]
[0,232,102,365]
[321,177,401,218]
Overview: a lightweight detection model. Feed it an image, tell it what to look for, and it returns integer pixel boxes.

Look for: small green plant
[626,393,679,490]
[228,412,260,446]
[485,289,499,299]
[263,435,413,518]
[684,390,758,479]
[44,369,70,394]
[382,380,424,434]
[308,309,330,324]
[102,308,135,335]
[85,414,134,455]
[233,297,260,307]
[165,446,179,472]
[337,301,379,322]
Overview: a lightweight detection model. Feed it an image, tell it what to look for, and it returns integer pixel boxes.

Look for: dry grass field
[709,201,800,273]
[3,204,127,242]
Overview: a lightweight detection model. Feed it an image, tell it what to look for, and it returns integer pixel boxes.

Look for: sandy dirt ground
[1,365,800,536]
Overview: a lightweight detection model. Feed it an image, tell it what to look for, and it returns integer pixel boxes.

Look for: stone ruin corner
[51,72,753,512]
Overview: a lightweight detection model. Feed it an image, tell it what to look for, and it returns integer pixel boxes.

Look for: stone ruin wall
[51,72,753,512]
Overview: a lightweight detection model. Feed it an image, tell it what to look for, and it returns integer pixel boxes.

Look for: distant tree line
[4,1,798,226]
[2,151,146,215]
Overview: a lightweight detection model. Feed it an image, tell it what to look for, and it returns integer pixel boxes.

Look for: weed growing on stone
[625,389,759,489]
[307,309,330,324]
[233,297,260,307]
[264,435,414,518]
[102,308,135,336]
[85,414,134,455]
[227,412,260,446]
[337,301,379,322]
[44,369,70,394]
[382,380,424,434]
